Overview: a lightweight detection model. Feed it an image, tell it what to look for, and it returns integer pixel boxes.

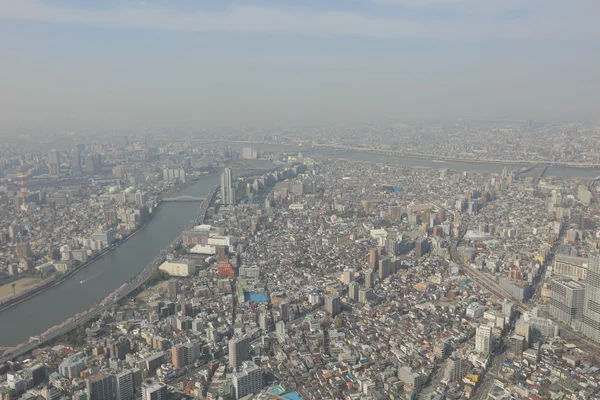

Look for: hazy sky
[1,0,599,127]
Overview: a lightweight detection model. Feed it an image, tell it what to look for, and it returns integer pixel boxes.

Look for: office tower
[232,361,262,400]
[342,269,354,285]
[259,312,269,331]
[364,270,374,289]
[444,356,467,382]
[114,370,133,400]
[475,325,493,355]
[220,168,235,205]
[110,337,131,360]
[229,336,251,371]
[279,301,289,322]
[26,364,46,386]
[415,237,430,258]
[369,248,379,270]
[48,150,60,175]
[71,150,82,174]
[378,257,391,280]
[172,345,186,369]
[582,255,600,341]
[143,352,164,376]
[85,154,102,175]
[325,294,341,316]
[86,372,115,400]
[348,281,360,302]
[141,382,167,400]
[508,334,525,358]
[276,320,286,342]
[358,288,373,303]
[515,320,531,347]
[16,242,33,259]
[549,279,585,326]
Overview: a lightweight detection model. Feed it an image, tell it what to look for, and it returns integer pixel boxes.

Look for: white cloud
[0,0,598,40]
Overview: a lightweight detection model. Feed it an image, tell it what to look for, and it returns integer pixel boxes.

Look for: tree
[11,283,16,295]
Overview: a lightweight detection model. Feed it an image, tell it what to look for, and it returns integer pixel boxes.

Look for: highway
[0,186,218,365]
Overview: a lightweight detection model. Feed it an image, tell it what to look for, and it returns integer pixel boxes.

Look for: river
[232,143,600,179]
[1,152,597,346]
[0,175,219,346]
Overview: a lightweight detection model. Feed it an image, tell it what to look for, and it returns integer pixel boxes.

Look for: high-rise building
[143,352,164,376]
[397,366,426,392]
[114,370,134,400]
[475,325,493,356]
[378,257,391,280]
[508,334,525,358]
[275,320,286,342]
[71,150,82,174]
[415,238,430,258]
[26,364,46,386]
[86,372,115,400]
[348,281,360,302]
[358,288,373,303]
[515,320,531,347]
[342,269,354,285]
[172,345,186,369]
[48,150,61,175]
[368,248,379,270]
[279,301,289,321]
[549,279,585,326]
[444,356,467,382]
[325,294,341,316]
[141,382,167,400]
[85,154,102,175]
[582,255,600,341]
[229,336,251,371]
[364,271,374,289]
[162,168,185,183]
[220,168,235,205]
[59,355,86,378]
[110,337,131,360]
[231,361,262,399]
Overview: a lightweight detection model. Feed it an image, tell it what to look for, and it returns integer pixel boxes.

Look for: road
[0,186,218,364]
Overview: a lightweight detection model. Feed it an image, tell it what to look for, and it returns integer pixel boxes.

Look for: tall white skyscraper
[582,255,600,341]
[475,325,493,355]
[220,168,236,205]
[276,320,286,342]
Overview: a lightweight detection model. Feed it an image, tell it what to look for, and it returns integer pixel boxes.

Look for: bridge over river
[162,195,206,202]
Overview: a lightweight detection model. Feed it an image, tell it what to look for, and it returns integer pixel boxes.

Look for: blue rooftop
[283,393,303,400]
[245,292,268,303]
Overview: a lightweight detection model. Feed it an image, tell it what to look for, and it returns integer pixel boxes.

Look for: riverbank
[0,175,209,314]
[222,140,600,170]
[0,201,165,313]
